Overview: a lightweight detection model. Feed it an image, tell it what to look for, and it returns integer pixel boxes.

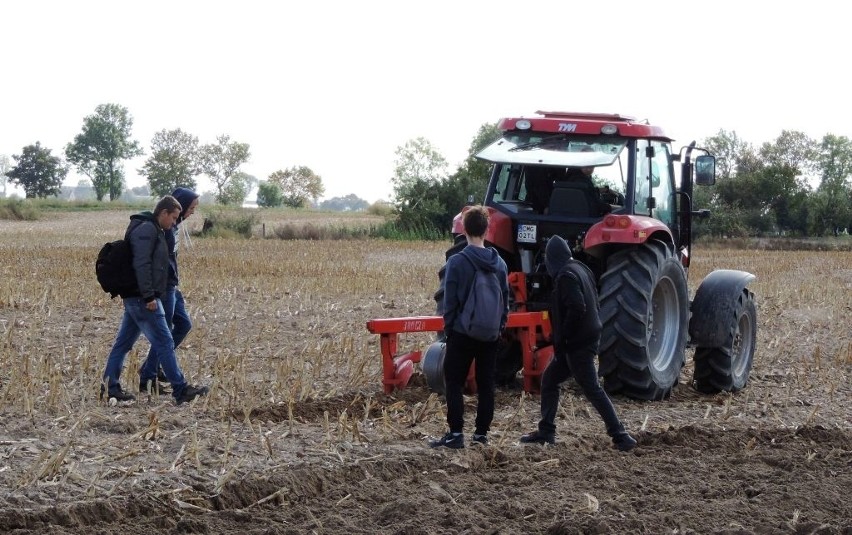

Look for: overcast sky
[1,1,846,202]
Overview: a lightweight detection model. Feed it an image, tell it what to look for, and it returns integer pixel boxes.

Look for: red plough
[366,311,554,395]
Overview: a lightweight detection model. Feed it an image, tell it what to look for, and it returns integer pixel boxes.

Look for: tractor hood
[475,134,626,167]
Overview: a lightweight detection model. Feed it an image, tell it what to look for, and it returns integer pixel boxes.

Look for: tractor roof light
[600,124,618,135]
[516,119,531,130]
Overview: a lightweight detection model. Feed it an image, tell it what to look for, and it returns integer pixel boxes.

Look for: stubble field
[0,209,849,535]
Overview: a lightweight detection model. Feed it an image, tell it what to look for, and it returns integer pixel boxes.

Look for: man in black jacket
[101,196,209,405]
[520,235,636,451]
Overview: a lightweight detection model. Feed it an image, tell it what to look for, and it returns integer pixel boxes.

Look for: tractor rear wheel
[598,239,688,400]
[692,290,757,393]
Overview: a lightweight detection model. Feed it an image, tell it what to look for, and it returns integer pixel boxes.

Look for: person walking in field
[430,206,509,449]
[520,235,636,451]
[138,187,199,394]
[101,195,209,404]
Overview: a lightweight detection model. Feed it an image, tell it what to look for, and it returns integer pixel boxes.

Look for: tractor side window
[634,141,674,226]
[492,165,523,203]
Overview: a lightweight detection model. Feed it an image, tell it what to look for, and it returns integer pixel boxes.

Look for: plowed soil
[0,211,849,534]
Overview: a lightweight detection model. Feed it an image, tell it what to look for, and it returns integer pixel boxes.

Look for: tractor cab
[470,112,687,308]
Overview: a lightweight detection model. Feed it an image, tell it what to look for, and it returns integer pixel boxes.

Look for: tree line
[5,104,851,237]
[2,103,326,207]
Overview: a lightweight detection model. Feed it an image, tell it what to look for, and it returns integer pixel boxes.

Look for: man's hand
[146,299,158,311]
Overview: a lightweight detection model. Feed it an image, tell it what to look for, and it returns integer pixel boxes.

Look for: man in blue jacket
[102,195,209,405]
[430,206,509,449]
[139,187,199,394]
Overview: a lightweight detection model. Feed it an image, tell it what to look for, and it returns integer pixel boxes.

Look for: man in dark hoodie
[101,195,209,405]
[520,235,636,451]
[429,206,509,449]
[139,187,199,394]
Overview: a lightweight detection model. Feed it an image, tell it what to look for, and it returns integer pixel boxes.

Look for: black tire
[598,239,688,400]
[422,342,447,395]
[494,339,522,388]
[692,290,757,394]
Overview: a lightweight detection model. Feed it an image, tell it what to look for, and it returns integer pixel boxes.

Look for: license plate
[517,224,536,244]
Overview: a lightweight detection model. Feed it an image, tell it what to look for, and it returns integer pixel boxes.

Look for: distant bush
[272,220,446,241]
[201,208,260,238]
[0,199,39,220]
[273,223,372,240]
[367,201,394,217]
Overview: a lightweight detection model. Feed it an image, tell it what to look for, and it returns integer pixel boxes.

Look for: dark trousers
[538,342,625,437]
[443,332,498,435]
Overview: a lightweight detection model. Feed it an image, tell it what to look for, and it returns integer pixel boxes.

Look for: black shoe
[157,368,169,384]
[471,433,488,446]
[520,430,555,445]
[429,432,464,449]
[613,433,637,452]
[100,384,136,402]
[176,384,209,404]
[139,379,171,396]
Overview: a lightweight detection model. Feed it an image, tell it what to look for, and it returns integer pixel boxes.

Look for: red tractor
[367,111,757,401]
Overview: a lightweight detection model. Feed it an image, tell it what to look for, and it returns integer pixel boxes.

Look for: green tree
[268,166,325,208]
[391,137,449,230]
[702,129,750,181]
[217,172,250,206]
[65,103,143,201]
[5,142,68,198]
[810,134,852,235]
[441,123,500,212]
[256,181,284,208]
[199,135,251,204]
[0,154,10,197]
[139,128,200,196]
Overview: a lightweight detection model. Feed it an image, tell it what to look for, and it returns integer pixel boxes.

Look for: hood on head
[545,235,572,276]
[172,187,199,221]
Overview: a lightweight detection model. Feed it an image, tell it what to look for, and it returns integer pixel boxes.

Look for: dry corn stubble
[0,209,849,534]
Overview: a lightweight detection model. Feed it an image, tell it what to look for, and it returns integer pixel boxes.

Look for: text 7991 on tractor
[367,111,757,401]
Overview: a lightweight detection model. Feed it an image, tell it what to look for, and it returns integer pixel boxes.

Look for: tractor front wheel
[598,239,688,400]
[692,290,757,393]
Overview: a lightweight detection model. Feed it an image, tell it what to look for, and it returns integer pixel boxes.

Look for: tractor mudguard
[689,269,756,347]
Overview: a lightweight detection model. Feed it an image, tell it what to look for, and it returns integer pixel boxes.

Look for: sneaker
[100,384,136,402]
[139,379,171,396]
[471,433,488,446]
[520,430,555,445]
[613,433,637,452]
[176,384,209,405]
[429,432,465,449]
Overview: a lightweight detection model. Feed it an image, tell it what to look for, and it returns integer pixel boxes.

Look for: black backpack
[96,239,138,298]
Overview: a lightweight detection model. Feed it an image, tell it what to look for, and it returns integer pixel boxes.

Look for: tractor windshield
[476,134,626,167]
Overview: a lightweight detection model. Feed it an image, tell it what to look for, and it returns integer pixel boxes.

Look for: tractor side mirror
[695,155,716,186]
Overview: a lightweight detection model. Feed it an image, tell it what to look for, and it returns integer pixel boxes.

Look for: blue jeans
[140,287,191,381]
[102,297,188,399]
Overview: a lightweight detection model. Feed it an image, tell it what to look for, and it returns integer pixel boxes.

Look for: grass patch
[0,199,39,220]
